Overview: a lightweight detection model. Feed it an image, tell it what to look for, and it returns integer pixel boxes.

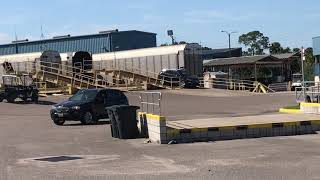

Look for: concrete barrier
[301,102,320,114]
[138,112,320,144]
[138,112,167,144]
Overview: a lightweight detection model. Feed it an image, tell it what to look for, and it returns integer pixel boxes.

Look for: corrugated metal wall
[92,46,203,77]
[0,31,157,56]
[313,37,320,56]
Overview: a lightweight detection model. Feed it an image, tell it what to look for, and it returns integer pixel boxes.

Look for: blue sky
[0,0,319,49]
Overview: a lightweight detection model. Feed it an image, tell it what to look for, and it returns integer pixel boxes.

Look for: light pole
[221,30,237,57]
[301,47,306,101]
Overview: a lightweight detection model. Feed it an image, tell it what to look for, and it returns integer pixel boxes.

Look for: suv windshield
[177,69,188,77]
[69,90,98,102]
[292,74,302,82]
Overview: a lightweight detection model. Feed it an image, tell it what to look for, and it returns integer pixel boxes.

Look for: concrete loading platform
[140,113,320,144]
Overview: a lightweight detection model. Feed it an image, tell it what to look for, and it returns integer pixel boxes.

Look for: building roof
[204,55,274,66]
[203,52,300,67]
[202,47,242,54]
[0,30,156,47]
[272,52,300,60]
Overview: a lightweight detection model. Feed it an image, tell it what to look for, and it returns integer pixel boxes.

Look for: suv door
[94,90,107,118]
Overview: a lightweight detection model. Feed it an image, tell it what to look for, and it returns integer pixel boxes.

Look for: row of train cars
[0,44,203,80]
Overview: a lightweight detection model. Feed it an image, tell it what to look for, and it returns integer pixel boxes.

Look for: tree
[238,31,270,56]
[269,42,292,54]
[269,42,283,54]
[179,41,187,44]
[282,47,292,53]
[304,47,314,81]
[293,48,300,53]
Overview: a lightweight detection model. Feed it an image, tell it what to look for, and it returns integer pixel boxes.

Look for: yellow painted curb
[219,126,236,130]
[248,124,273,129]
[191,128,208,133]
[301,102,320,107]
[311,120,320,125]
[167,129,180,136]
[283,122,299,126]
[146,114,166,121]
[279,108,301,114]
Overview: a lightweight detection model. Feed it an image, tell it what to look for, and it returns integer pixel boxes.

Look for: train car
[60,51,93,72]
[92,43,203,78]
[0,50,61,75]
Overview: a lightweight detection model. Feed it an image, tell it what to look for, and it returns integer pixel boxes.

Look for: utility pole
[221,31,237,57]
[301,47,306,101]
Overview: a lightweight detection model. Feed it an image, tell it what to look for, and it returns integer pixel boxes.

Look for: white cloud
[184,10,257,24]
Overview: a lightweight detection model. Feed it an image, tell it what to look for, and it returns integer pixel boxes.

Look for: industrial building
[0,30,157,55]
[202,47,242,59]
[313,36,320,77]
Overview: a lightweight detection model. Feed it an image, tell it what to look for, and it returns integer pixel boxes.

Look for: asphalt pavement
[1,89,320,180]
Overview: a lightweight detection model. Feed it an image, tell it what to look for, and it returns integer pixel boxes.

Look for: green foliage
[293,48,300,53]
[283,104,300,110]
[269,42,292,54]
[238,31,270,56]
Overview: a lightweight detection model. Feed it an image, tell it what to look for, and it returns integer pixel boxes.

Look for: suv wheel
[52,118,66,126]
[7,95,15,103]
[81,111,97,125]
[32,95,39,104]
[53,118,65,126]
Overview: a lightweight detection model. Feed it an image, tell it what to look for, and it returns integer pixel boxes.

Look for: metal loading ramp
[4,60,184,92]
[104,68,182,90]
[15,61,142,92]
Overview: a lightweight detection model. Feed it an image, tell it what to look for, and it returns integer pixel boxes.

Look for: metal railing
[295,81,320,103]
[32,61,117,89]
[6,59,187,90]
[199,77,256,91]
[106,67,183,89]
[139,92,162,115]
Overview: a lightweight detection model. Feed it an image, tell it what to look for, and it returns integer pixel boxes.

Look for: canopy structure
[203,53,300,84]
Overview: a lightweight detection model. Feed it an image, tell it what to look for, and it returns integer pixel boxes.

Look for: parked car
[50,88,128,126]
[158,69,200,88]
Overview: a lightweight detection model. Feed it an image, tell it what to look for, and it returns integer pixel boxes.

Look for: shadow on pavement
[9,100,56,106]
[62,121,110,127]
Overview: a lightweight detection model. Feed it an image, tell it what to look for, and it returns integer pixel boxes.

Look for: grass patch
[282,104,300,110]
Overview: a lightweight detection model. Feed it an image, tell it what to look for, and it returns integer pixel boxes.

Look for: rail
[139,92,162,115]
[295,81,320,103]
[199,77,256,91]
[102,66,184,89]
[7,59,189,90]
[30,61,118,89]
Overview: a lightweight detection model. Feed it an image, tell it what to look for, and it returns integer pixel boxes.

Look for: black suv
[50,89,128,125]
[158,69,200,88]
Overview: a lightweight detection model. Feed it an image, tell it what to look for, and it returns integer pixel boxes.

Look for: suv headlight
[51,106,57,110]
[71,106,81,110]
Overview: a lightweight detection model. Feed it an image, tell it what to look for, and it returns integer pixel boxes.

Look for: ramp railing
[200,77,256,91]
[295,81,320,103]
[139,92,162,115]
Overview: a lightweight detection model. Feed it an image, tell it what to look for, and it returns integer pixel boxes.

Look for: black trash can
[106,105,140,139]
[106,106,120,138]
